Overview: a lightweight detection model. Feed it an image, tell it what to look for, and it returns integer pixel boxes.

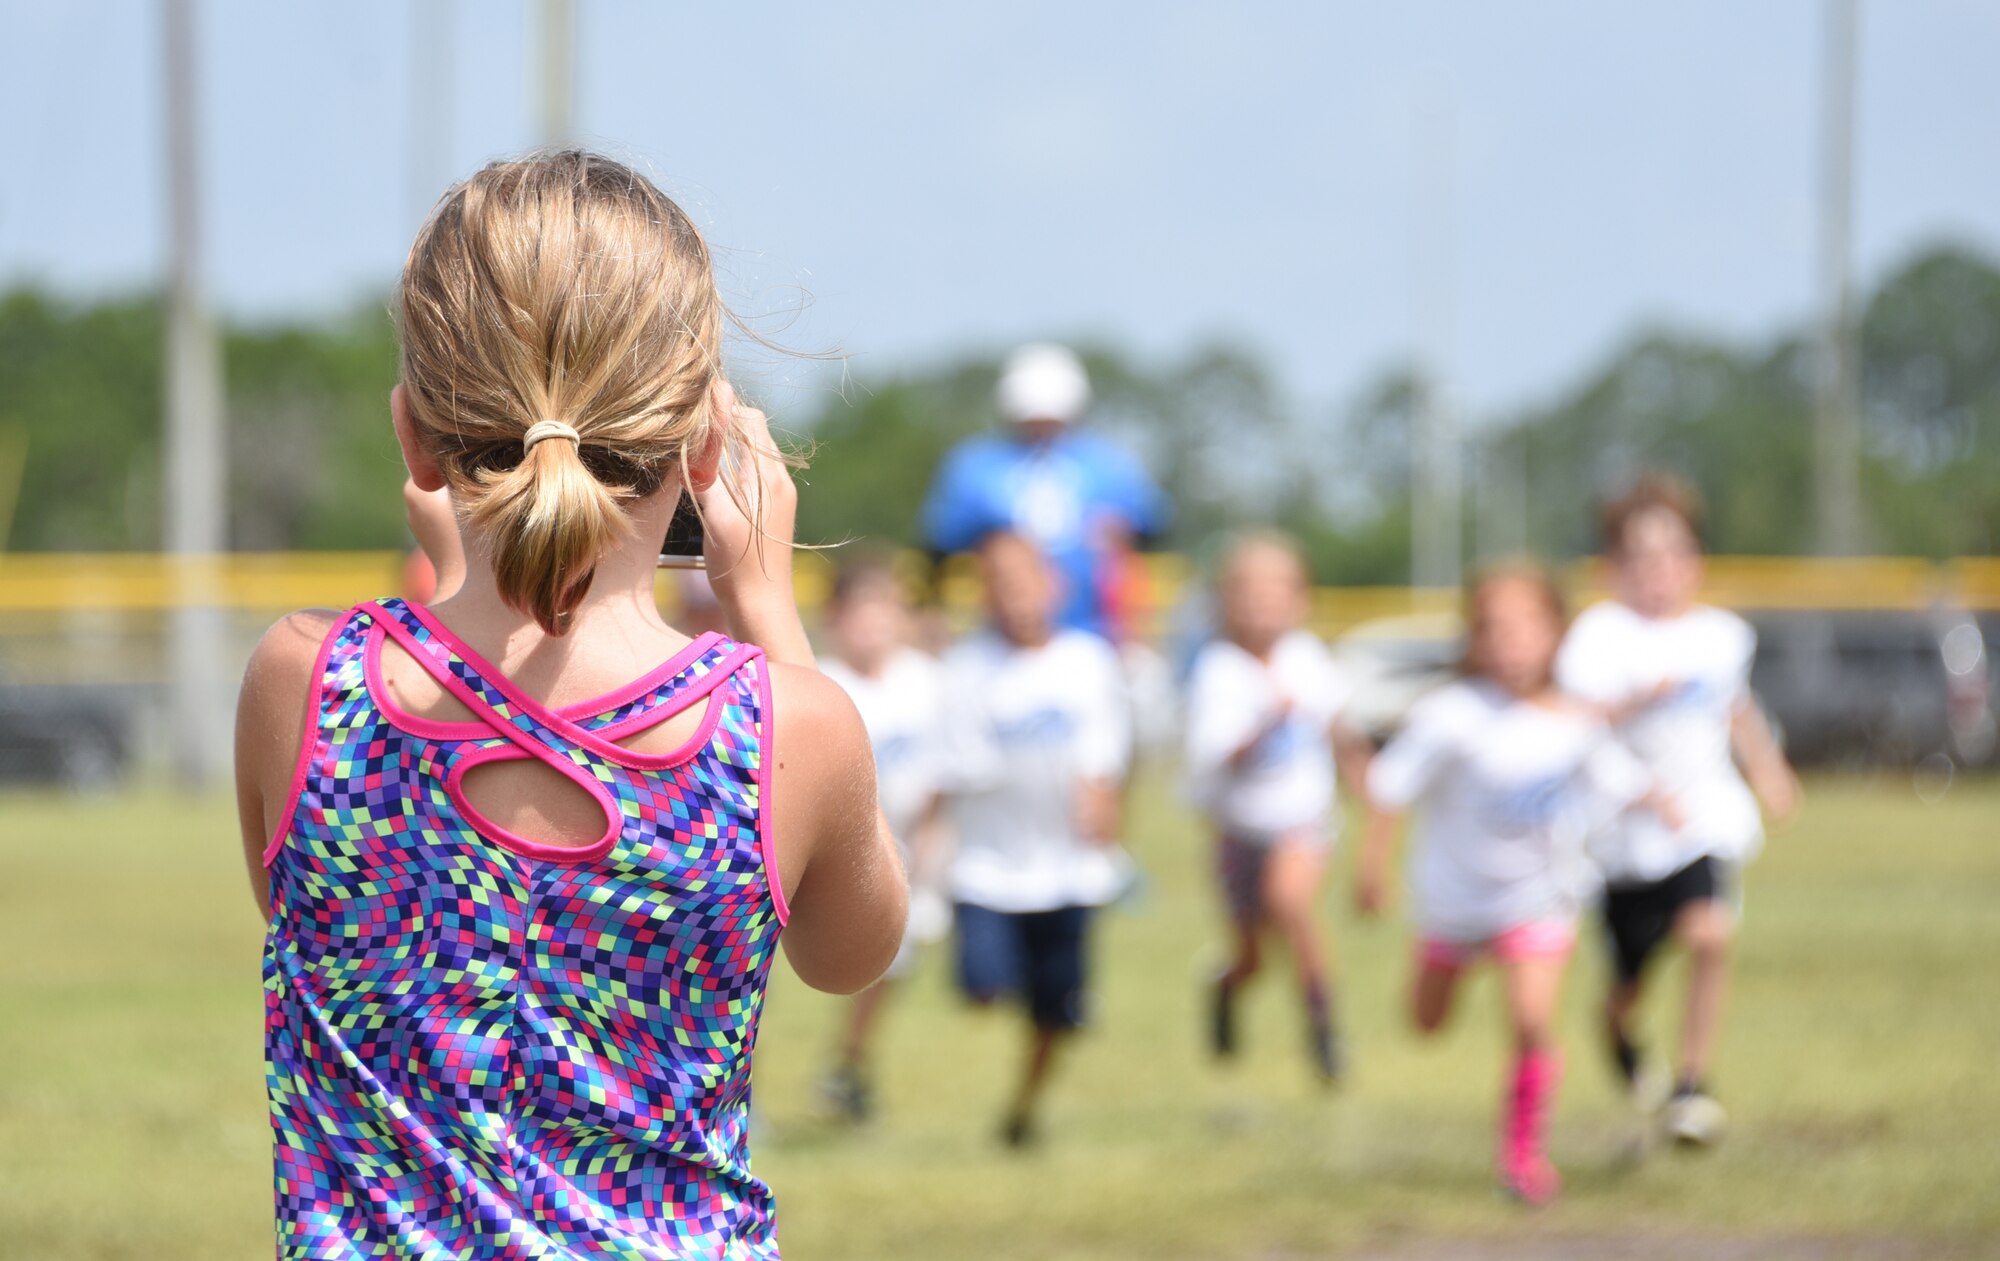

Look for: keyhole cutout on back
[457,757,614,851]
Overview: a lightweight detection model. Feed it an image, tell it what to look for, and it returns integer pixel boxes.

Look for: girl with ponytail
[234,151,906,1259]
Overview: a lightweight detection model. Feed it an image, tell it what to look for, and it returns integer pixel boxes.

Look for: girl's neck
[842,646,893,679]
[1482,673,1563,709]
[1621,592,1696,621]
[431,517,685,653]
[1226,626,1285,663]
[1000,622,1054,650]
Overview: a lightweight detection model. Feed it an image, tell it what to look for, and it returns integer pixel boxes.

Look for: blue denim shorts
[954,902,1093,1031]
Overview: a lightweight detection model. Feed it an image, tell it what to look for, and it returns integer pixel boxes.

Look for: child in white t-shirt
[935,531,1131,1147]
[815,553,947,1123]
[1360,564,1674,1206]
[1185,532,1370,1083]
[1555,474,1799,1146]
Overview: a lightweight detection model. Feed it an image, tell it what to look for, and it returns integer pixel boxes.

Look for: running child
[1185,531,1371,1083]
[234,151,907,1260]
[816,552,948,1122]
[1357,564,1674,1205]
[1555,473,1800,1146]
[936,530,1131,1147]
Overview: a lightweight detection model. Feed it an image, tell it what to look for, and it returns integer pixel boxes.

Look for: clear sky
[2,0,1995,423]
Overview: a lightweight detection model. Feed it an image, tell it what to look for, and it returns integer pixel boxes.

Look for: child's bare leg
[822,978,895,1121]
[1674,899,1733,1087]
[1501,951,1566,1056]
[1412,956,1462,1036]
[1222,919,1263,988]
[1210,840,1264,1060]
[1263,840,1330,994]
[841,979,893,1071]
[1263,839,1339,1077]
[1004,1024,1063,1145]
[1606,975,1644,1052]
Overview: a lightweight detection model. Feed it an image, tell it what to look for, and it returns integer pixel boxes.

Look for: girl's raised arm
[700,383,909,993]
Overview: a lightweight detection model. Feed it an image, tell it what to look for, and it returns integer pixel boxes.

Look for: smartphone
[658,498,706,570]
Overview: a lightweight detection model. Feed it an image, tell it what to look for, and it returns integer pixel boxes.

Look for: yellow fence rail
[0,551,1995,694]
[3,552,1999,621]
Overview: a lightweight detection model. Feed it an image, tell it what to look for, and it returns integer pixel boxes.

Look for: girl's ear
[391,384,448,492]
[686,419,725,494]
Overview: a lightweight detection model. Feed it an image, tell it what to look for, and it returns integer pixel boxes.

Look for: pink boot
[1498,1048,1563,1206]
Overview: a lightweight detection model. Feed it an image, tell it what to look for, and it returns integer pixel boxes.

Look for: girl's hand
[1227,696,1295,770]
[1355,806,1400,918]
[1751,763,1802,828]
[1603,677,1680,725]
[697,380,812,666]
[1643,788,1687,833]
[1076,779,1122,846]
[1730,699,1801,830]
[1355,861,1388,917]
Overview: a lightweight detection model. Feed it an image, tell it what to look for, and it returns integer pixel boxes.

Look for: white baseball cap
[995,342,1091,424]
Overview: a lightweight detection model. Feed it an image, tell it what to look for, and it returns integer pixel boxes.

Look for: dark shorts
[1215,836,1274,925]
[1601,855,1730,984]
[954,902,1093,1032]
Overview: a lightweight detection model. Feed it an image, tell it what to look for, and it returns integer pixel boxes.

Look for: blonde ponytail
[463,426,629,633]
[396,150,727,635]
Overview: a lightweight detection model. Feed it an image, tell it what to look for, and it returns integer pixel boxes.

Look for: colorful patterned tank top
[262,597,789,1259]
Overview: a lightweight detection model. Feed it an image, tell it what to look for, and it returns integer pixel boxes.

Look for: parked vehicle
[0,681,133,790]
[1328,611,1460,744]
[1747,608,1994,770]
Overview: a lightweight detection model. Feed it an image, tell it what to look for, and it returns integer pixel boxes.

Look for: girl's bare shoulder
[237,608,343,735]
[764,660,870,771]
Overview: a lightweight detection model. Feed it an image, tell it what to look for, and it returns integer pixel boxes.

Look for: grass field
[2,775,1996,1260]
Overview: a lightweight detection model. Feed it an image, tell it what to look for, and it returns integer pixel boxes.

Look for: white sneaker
[1665,1088,1728,1147]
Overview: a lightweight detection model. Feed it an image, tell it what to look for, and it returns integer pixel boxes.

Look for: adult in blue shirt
[922,344,1170,639]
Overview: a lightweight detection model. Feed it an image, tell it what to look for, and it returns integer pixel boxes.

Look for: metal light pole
[1814,0,1865,554]
[406,0,457,228]
[1476,435,1528,561]
[536,0,577,146]
[1411,98,1462,595]
[163,0,228,787]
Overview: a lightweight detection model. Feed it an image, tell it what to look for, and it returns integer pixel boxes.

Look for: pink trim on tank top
[755,656,789,927]
[388,599,751,770]
[375,613,626,860]
[263,612,350,868]
[364,620,740,766]
[387,603,719,722]
[552,630,723,718]
[364,624,491,741]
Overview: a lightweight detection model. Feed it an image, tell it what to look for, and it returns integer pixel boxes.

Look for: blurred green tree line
[3,242,1997,579]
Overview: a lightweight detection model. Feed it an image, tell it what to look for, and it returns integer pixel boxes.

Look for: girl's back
[266,599,784,1255]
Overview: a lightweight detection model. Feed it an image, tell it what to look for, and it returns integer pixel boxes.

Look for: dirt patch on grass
[1344,1235,1969,1261]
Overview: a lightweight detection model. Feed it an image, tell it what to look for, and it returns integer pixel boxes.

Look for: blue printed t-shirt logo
[1246,714,1308,770]
[875,731,921,771]
[1483,772,1571,834]
[995,708,1075,746]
